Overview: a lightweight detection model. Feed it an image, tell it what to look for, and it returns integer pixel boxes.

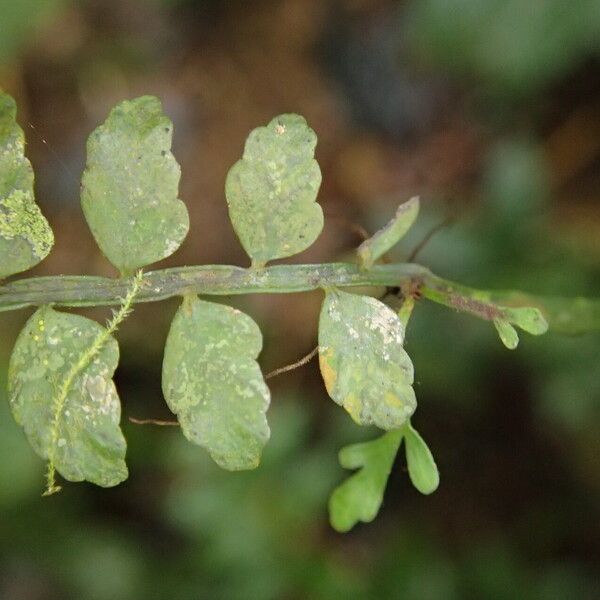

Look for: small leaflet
[7,306,127,489]
[329,430,402,532]
[357,196,420,269]
[318,289,417,430]
[0,90,54,279]
[503,306,548,336]
[225,114,323,267]
[397,296,416,329]
[162,295,270,470]
[404,422,439,495]
[81,96,189,274]
[493,318,519,349]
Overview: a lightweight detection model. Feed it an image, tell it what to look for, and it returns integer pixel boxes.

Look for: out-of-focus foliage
[406,0,600,98]
[0,0,66,64]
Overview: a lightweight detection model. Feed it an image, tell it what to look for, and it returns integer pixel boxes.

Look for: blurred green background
[1,1,599,598]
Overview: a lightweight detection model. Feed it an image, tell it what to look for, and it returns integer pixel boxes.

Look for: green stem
[0,262,598,334]
[0,263,427,310]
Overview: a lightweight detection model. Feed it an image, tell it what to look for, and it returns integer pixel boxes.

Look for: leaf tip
[493,318,519,349]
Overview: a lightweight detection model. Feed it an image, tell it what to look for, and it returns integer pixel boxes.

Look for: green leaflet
[357,197,420,269]
[492,306,548,349]
[493,318,519,349]
[404,422,439,495]
[524,296,600,335]
[7,306,127,490]
[329,422,439,530]
[81,96,189,274]
[503,306,548,336]
[162,295,270,470]
[318,289,417,429]
[397,296,416,329]
[225,114,323,267]
[0,90,54,279]
[329,430,402,532]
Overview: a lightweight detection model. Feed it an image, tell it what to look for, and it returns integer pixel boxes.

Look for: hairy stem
[0,263,598,334]
[43,271,143,496]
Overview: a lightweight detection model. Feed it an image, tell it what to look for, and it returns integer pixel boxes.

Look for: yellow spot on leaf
[344,393,363,424]
[319,347,337,394]
[384,392,402,409]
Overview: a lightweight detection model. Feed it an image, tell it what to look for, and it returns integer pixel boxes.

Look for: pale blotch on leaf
[81,95,189,274]
[0,90,54,279]
[225,114,323,266]
[162,295,270,470]
[357,196,420,269]
[318,289,416,430]
[329,430,402,532]
[404,422,439,495]
[7,306,127,488]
